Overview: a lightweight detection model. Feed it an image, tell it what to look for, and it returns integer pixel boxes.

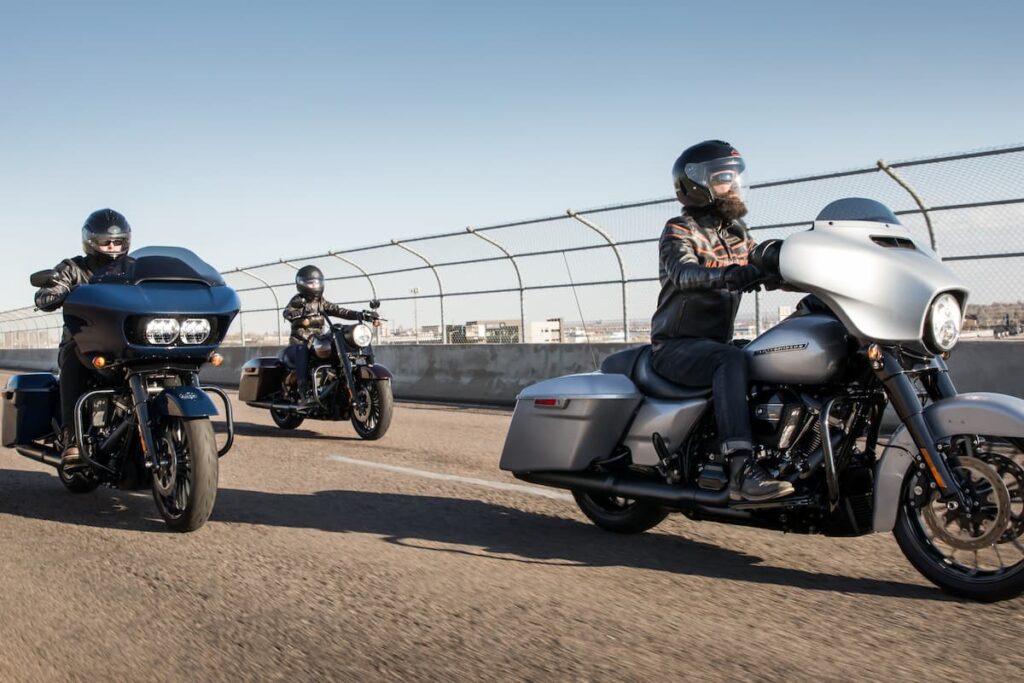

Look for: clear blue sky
[2,0,1021,312]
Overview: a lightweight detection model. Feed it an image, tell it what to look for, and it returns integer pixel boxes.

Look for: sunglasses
[96,238,127,247]
[709,170,739,185]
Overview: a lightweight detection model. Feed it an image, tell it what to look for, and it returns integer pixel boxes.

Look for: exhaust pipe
[246,401,313,413]
[15,443,62,468]
[515,470,731,507]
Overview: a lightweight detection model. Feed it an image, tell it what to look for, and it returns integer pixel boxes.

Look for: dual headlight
[925,293,962,354]
[145,318,212,345]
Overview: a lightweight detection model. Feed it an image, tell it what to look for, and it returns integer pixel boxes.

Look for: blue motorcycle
[2,247,239,532]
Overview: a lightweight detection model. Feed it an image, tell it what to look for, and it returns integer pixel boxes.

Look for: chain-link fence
[3,143,1023,349]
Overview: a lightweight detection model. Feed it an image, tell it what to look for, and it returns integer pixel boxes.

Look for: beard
[713,192,748,222]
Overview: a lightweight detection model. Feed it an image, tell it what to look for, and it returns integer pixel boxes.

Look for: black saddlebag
[2,373,59,447]
[238,357,286,403]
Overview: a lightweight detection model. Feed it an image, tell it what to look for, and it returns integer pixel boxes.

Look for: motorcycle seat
[601,345,711,401]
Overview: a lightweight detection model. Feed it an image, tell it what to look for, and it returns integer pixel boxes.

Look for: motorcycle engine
[750,388,822,476]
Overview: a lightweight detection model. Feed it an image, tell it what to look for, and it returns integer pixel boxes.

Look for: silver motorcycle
[500,198,1024,602]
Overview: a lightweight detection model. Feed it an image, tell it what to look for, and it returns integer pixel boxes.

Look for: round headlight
[180,318,212,345]
[351,323,373,347]
[146,318,180,345]
[926,293,962,353]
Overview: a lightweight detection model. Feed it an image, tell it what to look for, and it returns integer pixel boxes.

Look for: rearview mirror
[30,269,55,288]
[369,299,381,310]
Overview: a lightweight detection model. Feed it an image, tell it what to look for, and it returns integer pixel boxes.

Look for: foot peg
[698,463,729,491]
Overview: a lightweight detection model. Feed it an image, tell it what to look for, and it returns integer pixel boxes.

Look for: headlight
[146,318,180,345]
[351,323,373,347]
[925,293,962,353]
[180,318,212,345]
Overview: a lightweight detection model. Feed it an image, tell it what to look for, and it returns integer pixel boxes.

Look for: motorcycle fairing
[780,219,968,344]
[873,392,1024,532]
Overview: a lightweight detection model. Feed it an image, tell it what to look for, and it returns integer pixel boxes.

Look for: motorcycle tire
[152,417,219,533]
[893,465,1024,602]
[271,408,304,430]
[57,463,100,494]
[572,491,668,534]
[351,380,393,441]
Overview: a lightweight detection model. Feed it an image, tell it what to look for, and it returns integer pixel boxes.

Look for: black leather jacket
[651,209,757,346]
[34,255,110,346]
[283,294,362,345]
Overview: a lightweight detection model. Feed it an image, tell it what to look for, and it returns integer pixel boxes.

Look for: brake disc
[152,434,178,497]
[922,456,1012,551]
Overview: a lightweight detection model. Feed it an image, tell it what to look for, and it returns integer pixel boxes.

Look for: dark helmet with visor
[672,140,746,208]
[82,208,131,260]
[296,264,325,300]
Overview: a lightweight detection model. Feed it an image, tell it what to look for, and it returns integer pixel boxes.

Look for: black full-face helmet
[672,140,747,208]
[296,265,325,300]
[82,208,131,260]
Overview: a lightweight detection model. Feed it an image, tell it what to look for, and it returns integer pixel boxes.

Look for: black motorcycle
[2,247,239,532]
[239,301,394,440]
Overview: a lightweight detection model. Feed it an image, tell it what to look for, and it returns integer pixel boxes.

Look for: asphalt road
[1,371,1020,682]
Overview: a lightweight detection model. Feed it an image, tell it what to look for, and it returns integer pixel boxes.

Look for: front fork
[874,350,968,508]
[128,374,163,472]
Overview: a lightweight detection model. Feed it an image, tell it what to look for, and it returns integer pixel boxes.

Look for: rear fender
[151,386,219,418]
[873,392,1024,532]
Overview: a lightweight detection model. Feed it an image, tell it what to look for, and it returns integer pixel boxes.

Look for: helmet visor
[685,156,747,200]
[84,230,130,257]
[298,276,323,292]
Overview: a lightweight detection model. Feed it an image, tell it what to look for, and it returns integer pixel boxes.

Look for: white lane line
[327,455,573,502]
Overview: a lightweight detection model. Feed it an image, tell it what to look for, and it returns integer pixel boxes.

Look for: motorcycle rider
[651,140,793,501]
[34,208,132,468]
[283,265,379,401]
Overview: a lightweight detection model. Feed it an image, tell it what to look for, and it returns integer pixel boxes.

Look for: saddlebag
[2,373,59,447]
[238,357,286,403]
[499,373,642,473]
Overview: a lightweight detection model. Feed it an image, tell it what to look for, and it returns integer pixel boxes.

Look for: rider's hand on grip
[723,264,763,292]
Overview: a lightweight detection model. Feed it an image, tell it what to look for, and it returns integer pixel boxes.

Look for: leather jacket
[283,294,363,345]
[650,208,757,346]
[34,255,110,346]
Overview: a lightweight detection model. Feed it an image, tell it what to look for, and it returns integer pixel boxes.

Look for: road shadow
[221,420,362,442]
[0,467,946,601]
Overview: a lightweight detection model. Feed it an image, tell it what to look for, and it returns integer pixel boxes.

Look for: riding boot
[729,450,794,502]
[60,426,85,470]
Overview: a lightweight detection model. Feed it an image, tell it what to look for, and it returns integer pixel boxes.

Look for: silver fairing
[779,216,968,344]
[745,314,849,385]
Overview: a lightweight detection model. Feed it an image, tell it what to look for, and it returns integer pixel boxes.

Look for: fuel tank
[745,313,850,385]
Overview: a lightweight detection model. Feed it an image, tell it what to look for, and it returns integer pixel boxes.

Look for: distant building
[445,319,521,344]
[529,318,563,343]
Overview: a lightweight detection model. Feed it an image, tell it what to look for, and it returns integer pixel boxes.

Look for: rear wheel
[271,408,304,430]
[894,440,1024,602]
[351,380,393,440]
[152,417,219,533]
[57,463,100,493]
[572,491,668,534]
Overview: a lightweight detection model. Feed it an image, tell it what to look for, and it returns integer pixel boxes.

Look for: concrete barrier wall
[1,342,1021,406]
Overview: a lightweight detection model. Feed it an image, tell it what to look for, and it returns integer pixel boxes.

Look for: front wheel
[893,442,1024,602]
[572,491,668,534]
[152,417,219,533]
[351,380,393,440]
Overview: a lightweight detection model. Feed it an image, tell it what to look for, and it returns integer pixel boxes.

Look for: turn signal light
[92,356,107,369]
[866,344,883,362]
[209,353,224,367]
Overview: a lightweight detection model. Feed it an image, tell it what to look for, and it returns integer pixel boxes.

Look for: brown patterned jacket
[651,209,756,345]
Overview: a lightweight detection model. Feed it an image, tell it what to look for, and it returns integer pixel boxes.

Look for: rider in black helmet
[651,140,792,501]
[283,265,379,401]
[34,208,132,469]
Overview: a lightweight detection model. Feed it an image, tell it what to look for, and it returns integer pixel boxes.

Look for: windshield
[815,198,902,225]
[90,246,225,286]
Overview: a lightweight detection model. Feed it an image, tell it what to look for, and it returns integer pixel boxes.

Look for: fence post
[466,227,526,342]
[877,159,937,252]
[391,240,445,343]
[567,210,629,343]
[234,268,284,345]
[329,252,382,344]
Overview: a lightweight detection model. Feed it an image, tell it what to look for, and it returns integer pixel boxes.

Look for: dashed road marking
[327,455,573,502]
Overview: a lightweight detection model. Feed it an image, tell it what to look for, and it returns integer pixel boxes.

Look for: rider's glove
[723,264,764,292]
[361,311,380,322]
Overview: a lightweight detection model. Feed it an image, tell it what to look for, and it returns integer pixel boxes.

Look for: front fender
[151,386,220,418]
[873,392,1024,532]
[355,364,392,381]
